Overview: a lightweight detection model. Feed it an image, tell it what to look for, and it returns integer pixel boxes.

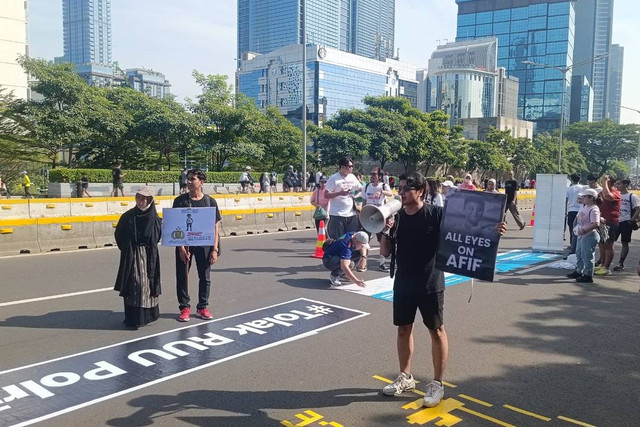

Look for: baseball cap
[136,186,155,197]
[21,171,27,175]
[353,231,370,249]
[579,188,598,198]
[245,166,251,170]
[442,180,454,187]
[319,175,328,182]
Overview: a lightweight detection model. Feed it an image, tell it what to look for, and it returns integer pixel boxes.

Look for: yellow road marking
[458,407,516,427]
[372,375,392,383]
[442,381,457,388]
[458,394,493,407]
[504,404,551,421]
[557,415,597,427]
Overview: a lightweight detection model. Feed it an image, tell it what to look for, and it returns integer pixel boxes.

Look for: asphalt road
[0,215,638,427]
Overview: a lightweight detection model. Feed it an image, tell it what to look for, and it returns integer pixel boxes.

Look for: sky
[27,0,640,124]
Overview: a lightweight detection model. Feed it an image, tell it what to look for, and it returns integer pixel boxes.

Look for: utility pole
[301,0,307,191]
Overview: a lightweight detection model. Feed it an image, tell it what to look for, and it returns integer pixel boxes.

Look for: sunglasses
[397,185,417,193]
[342,164,354,168]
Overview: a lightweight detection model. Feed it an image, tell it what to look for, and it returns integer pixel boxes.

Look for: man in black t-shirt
[504,170,525,230]
[173,169,222,322]
[379,171,506,408]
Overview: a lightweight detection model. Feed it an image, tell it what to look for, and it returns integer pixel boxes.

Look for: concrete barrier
[37,216,97,252]
[284,206,314,231]
[70,198,110,216]
[0,219,39,256]
[220,194,254,211]
[28,199,73,218]
[221,209,258,236]
[0,199,31,219]
[254,207,287,233]
[93,215,119,247]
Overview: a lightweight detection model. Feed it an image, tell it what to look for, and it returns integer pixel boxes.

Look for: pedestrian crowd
[108,156,638,414]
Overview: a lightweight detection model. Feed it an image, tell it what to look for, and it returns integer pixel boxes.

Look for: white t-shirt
[325,172,363,217]
[619,192,639,222]
[426,192,444,207]
[364,182,390,207]
[566,184,585,212]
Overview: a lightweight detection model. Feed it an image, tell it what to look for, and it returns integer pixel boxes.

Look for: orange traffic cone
[311,220,326,258]
[529,204,535,226]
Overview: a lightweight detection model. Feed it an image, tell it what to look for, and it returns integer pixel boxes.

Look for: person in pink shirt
[458,173,477,191]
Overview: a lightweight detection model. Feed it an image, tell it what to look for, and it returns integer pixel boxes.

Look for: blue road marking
[371,250,560,302]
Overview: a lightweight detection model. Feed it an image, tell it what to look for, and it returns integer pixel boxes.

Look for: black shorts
[618,221,633,243]
[393,291,444,330]
[606,224,620,243]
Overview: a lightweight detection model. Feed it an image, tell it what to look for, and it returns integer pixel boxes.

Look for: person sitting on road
[239,166,255,192]
[322,231,369,288]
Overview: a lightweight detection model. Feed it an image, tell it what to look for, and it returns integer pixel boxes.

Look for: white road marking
[515,260,559,274]
[0,288,113,307]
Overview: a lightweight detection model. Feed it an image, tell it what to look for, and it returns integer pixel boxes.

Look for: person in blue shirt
[322,231,369,287]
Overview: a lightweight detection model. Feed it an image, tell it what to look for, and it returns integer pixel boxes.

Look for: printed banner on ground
[161,207,216,247]
[436,190,506,281]
[0,299,368,427]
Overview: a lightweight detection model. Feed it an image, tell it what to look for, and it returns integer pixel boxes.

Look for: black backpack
[322,238,335,252]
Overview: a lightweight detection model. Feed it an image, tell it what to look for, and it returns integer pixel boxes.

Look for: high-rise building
[0,0,28,100]
[455,0,575,133]
[606,44,623,123]
[569,75,594,123]
[62,0,113,85]
[237,0,395,61]
[572,0,612,122]
[122,69,171,99]
[236,44,417,126]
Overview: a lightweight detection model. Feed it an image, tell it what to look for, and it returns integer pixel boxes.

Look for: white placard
[162,207,217,247]
[532,174,567,253]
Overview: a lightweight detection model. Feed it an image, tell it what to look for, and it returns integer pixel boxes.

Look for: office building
[424,38,521,124]
[569,75,593,123]
[455,0,575,133]
[572,0,612,122]
[236,44,418,126]
[606,44,623,123]
[460,117,534,141]
[62,0,113,85]
[237,0,395,61]
[122,68,171,99]
[0,0,28,100]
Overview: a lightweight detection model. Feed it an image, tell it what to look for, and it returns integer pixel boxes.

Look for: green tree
[18,57,90,168]
[533,133,586,174]
[247,106,302,171]
[466,139,510,180]
[564,120,639,175]
[312,126,369,168]
[189,71,261,171]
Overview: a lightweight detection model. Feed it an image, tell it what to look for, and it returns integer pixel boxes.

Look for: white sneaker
[423,380,444,407]
[329,274,342,287]
[382,372,415,396]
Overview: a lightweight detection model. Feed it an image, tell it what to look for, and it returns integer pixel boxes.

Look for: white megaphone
[360,198,402,234]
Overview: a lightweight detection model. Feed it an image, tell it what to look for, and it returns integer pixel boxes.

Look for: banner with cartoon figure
[162,207,217,247]
[436,189,506,281]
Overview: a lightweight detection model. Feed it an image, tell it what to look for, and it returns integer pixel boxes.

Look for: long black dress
[114,203,162,328]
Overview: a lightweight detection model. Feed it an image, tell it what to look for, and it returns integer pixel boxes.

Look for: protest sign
[436,189,506,281]
[162,207,216,247]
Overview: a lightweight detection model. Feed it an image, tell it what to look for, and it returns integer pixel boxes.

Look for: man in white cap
[238,166,255,193]
[322,231,369,287]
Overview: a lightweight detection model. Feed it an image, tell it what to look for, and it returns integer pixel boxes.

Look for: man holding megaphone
[378,171,507,408]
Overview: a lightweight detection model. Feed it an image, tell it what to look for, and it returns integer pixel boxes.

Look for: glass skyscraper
[237,0,395,61]
[455,0,575,133]
[62,0,111,67]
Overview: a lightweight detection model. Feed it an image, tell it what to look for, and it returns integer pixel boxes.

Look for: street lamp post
[301,0,308,191]
[523,53,609,174]
[615,105,640,185]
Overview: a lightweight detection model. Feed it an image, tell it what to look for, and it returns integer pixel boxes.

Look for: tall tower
[606,44,624,123]
[237,0,395,61]
[455,0,575,133]
[0,0,28,100]
[573,0,614,122]
[63,0,111,66]
[62,0,112,85]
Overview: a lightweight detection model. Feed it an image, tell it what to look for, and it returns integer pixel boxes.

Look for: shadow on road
[0,309,124,330]
[107,388,390,426]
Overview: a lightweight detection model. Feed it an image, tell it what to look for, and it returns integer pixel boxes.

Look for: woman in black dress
[114,186,162,329]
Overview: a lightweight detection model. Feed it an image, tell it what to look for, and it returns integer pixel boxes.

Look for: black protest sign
[436,189,506,281]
